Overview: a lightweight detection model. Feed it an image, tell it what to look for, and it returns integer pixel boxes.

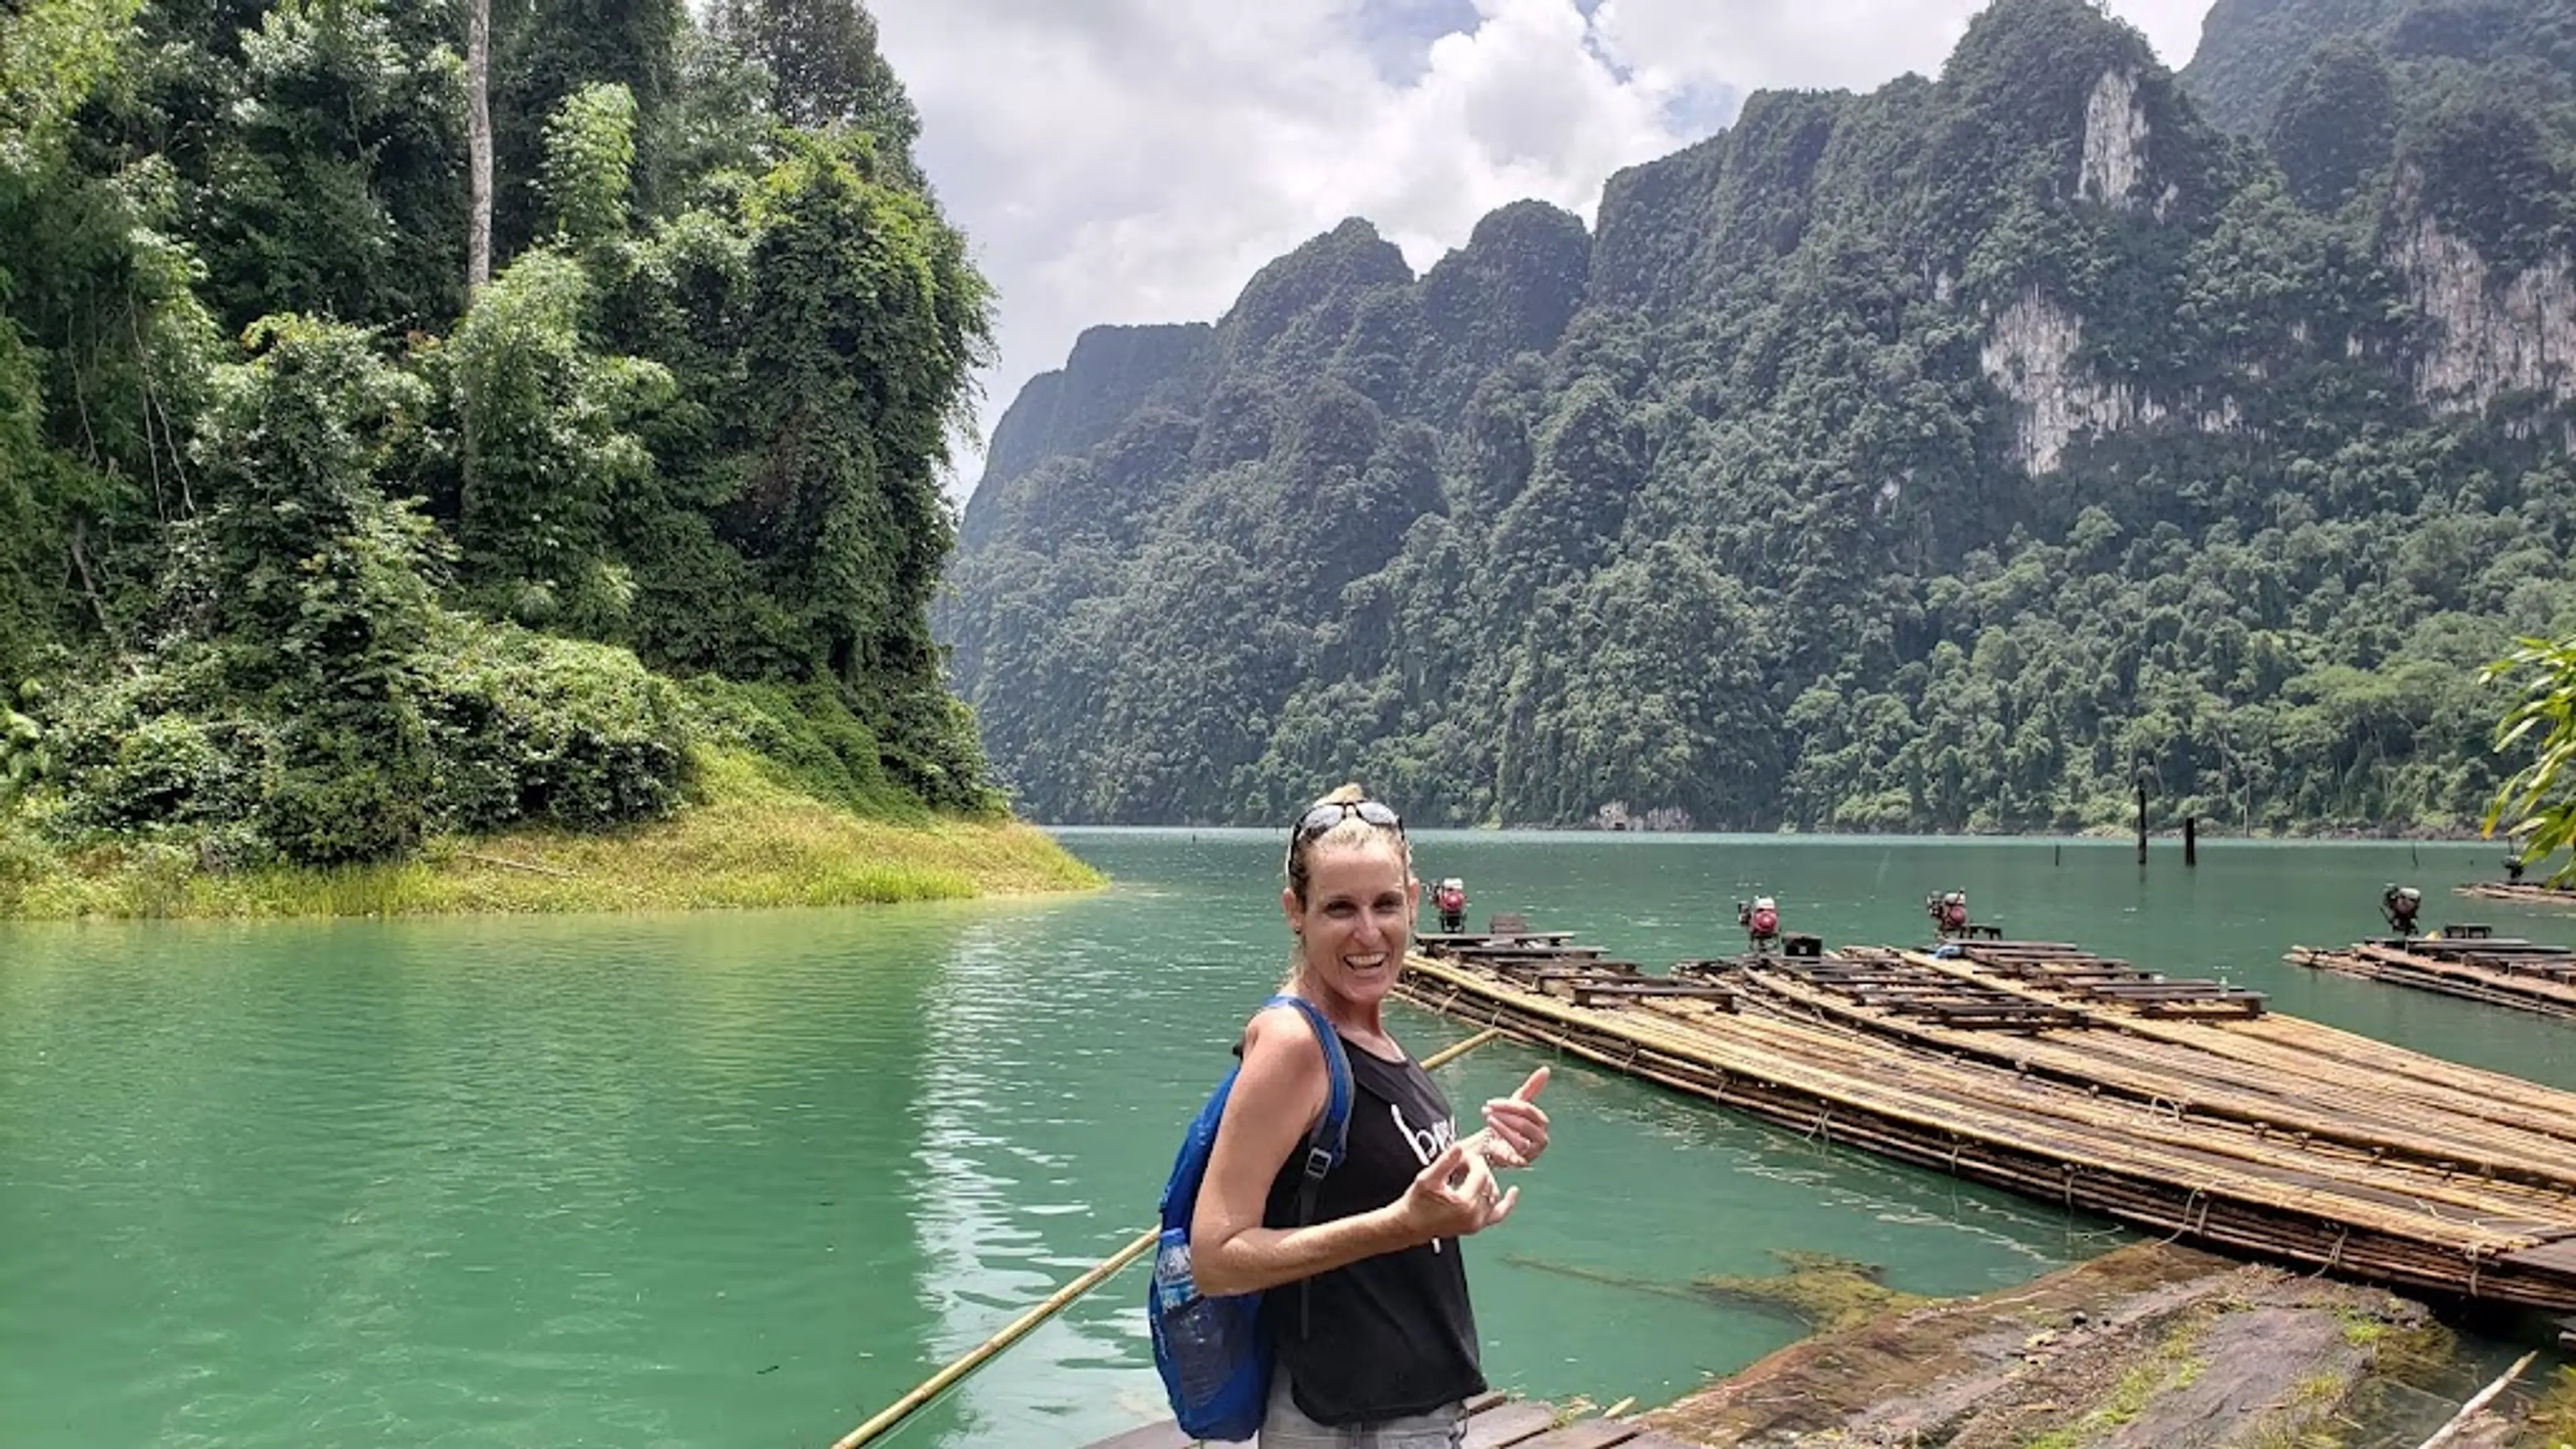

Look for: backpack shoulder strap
[1265,994,1352,1185]
[1264,994,1356,1339]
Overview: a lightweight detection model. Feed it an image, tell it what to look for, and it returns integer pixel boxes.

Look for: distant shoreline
[0,752,1105,922]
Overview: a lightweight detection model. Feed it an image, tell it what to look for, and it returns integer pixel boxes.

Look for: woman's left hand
[1477,1066,1552,1169]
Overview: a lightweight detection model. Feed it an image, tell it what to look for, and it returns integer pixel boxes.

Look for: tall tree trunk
[466,0,492,290]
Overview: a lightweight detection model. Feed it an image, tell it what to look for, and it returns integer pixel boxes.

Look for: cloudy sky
[865,0,2215,498]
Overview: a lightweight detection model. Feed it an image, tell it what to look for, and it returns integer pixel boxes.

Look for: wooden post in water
[2135,780,2148,867]
[2184,816,2198,867]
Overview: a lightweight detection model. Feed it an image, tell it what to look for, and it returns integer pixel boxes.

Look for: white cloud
[862,0,2214,497]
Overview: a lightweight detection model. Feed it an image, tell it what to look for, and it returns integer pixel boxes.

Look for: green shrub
[27,619,694,863]
[262,736,430,866]
[44,664,277,837]
[680,674,913,816]
[419,620,692,832]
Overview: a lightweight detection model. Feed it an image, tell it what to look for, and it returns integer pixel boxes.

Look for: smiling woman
[1183,781,1552,1444]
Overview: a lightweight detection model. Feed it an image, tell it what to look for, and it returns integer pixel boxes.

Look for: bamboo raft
[2287,935,2576,1020]
[1083,1391,1695,1448]
[1395,938,2576,1311]
[2457,881,2576,910]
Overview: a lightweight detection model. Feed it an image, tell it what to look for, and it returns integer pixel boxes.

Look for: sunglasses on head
[1293,798,1403,843]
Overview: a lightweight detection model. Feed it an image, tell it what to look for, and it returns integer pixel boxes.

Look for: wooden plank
[1916,1010,2088,1030]
[1079,1421,1196,1449]
[2497,1236,2576,1274]
[1504,1413,1648,1433]
[1509,1419,1644,1447]
[1460,1401,1572,1446]
[1570,983,1739,1008]
[1077,1393,1550,1449]
[2136,1002,2267,1020]
[1511,963,1638,982]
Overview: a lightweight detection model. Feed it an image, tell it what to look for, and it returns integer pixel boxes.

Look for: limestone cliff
[2392,204,2576,416]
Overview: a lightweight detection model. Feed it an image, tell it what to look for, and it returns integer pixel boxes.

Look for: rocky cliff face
[2394,210,2576,415]
[2080,70,2158,211]
[961,323,1215,551]
[1980,288,2247,474]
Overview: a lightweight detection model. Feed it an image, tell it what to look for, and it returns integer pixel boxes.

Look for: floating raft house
[1398,933,2576,1312]
[2287,932,2576,1020]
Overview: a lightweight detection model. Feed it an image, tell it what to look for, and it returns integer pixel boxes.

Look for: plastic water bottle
[1153,1232,1197,1313]
[1152,1232,1244,1406]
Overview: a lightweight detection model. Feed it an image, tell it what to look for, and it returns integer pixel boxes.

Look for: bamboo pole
[1746,961,2576,1188]
[1410,968,2576,1297]
[2294,948,2576,1020]
[828,1230,1158,1449]
[1898,949,2576,1130]
[1395,956,2576,1271]
[2414,1350,2536,1449]
[1399,971,2576,1305]
[826,1026,1507,1449]
[1703,991,2562,1236]
[2346,945,2576,1009]
[2458,881,2576,908]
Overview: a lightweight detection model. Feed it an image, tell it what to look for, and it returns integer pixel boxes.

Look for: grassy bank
[0,750,1104,920]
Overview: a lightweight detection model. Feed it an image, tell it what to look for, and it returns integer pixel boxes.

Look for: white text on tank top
[1391,1102,1458,1252]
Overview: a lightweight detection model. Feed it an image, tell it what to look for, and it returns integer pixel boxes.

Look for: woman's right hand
[1401,1140,1518,1242]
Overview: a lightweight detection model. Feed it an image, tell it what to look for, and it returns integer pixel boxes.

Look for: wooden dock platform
[1083,1392,1697,1448]
[2287,935,2576,1020]
[1393,941,2576,1312]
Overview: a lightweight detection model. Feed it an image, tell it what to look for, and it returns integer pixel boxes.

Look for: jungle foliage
[2485,636,2576,884]
[939,0,2576,847]
[0,0,1001,871]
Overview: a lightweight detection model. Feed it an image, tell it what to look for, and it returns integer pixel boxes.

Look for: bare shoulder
[1242,1000,1319,1049]
[1239,1002,1331,1083]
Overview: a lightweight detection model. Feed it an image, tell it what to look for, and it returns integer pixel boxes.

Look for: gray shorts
[1258,1367,1465,1448]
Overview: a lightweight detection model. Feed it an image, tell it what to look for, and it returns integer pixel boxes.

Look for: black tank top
[1258,1029,1485,1425]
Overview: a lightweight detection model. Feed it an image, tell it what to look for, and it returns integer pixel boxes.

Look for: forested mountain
[2180,0,2406,132]
[0,0,1000,869]
[938,0,2576,833]
[2180,0,2576,136]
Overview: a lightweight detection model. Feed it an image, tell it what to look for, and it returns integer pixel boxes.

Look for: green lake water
[4,833,2572,1447]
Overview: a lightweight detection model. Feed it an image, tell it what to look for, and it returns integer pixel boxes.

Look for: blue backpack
[1148,994,1354,1442]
